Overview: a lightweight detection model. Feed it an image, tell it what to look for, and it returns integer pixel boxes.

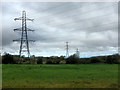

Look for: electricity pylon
[13,11,35,57]
[75,48,79,58]
[66,42,69,58]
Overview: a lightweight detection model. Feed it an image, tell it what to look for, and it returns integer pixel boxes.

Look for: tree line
[1,53,120,64]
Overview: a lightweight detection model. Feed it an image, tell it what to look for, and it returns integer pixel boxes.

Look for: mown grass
[2,64,118,88]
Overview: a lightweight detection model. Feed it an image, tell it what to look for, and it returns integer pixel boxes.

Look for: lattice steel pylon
[13,11,35,57]
[66,42,69,58]
[75,48,79,58]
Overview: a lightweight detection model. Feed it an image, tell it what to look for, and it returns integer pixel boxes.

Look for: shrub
[46,60,53,64]
[106,54,120,64]
[2,53,16,64]
[37,58,43,64]
[78,58,91,64]
[59,60,66,64]
[66,54,79,64]
[90,57,100,63]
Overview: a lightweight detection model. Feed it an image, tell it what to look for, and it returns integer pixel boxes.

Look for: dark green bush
[37,58,43,64]
[66,54,79,64]
[2,53,16,64]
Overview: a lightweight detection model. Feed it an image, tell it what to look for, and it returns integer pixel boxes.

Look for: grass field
[2,64,118,88]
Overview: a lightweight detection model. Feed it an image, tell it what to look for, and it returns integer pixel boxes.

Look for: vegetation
[2,53,120,64]
[37,57,43,64]
[2,53,16,64]
[2,53,119,88]
[0,54,2,64]
[2,64,118,88]
[66,54,79,64]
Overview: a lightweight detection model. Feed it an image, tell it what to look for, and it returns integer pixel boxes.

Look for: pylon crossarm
[26,18,34,21]
[14,28,34,31]
[13,40,20,42]
[14,17,34,21]
[14,28,21,31]
[14,17,22,21]
[22,50,28,52]
[27,28,35,31]
[13,39,35,42]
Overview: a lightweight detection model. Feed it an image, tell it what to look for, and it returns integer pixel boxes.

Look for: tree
[90,57,100,63]
[58,56,65,64]
[37,57,43,64]
[2,53,16,64]
[78,58,91,64]
[106,54,120,64]
[46,60,53,64]
[0,53,2,64]
[66,54,79,64]
[59,56,65,60]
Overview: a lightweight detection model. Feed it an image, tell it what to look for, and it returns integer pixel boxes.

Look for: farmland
[2,64,118,88]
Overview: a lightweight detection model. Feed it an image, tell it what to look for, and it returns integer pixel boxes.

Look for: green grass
[2,64,118,88]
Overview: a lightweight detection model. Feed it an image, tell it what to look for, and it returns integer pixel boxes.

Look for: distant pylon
[75,48,79,58]
[66,42,69,58]
[13,11,35,57]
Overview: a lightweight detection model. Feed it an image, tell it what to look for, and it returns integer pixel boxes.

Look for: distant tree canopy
[1,53,120,64]
[45,56,62,64]
[66,54,79,64]
[0,54,2,64]
[105,54,120,64]
[90,57,101,63]
[37,57,43,64]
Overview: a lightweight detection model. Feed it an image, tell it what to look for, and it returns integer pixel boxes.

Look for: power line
[35,21,117,33]
[31,3,117,33]
[47,14,116,29]
[38,3,116,19]
[34,5,117,31]
[51,3,116,20]
[36,3,117,23]
[72,21,118,32]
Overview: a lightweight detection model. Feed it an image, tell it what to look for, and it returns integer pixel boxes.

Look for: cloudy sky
[1,2,118,57]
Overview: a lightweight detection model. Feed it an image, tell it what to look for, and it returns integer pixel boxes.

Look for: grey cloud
[1,2,118,56]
